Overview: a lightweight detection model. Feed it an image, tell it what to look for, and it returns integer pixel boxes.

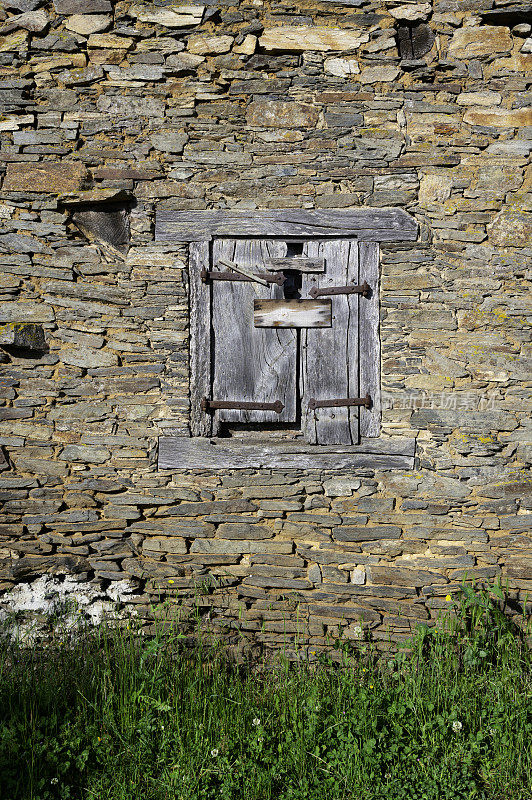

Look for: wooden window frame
[155,209,418,470]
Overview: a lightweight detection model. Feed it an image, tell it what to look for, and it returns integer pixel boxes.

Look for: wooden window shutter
[190,236,381,443]
[300,239,380,445]
[210,239,297,433]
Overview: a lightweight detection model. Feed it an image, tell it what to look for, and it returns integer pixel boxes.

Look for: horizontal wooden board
[254,299,332,328]
[158,437,416,470]
[264,258,325,272]
[155,209,418,243]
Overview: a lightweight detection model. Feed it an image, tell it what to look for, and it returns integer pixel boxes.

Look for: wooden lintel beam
[155,209,418,243]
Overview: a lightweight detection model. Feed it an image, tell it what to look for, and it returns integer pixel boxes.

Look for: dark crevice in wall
[479,5,532,26]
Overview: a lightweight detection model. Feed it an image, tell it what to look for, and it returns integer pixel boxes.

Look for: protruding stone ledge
[58,188,132,206]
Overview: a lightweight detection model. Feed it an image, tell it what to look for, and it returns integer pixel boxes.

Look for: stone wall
[0,0,530,654]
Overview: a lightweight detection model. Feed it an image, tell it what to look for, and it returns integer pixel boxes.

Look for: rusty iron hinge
[309,281,370,299]
[201,398,284,413]
[201,269,285,286]
[308,394,372,411]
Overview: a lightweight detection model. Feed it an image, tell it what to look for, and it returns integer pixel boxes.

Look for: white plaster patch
[0,576,137,642]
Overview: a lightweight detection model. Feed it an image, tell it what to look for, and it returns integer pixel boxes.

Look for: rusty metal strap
[201,398,284,413]
[309,281,370,299]
[308,394,372,411]
[201,269,285,286]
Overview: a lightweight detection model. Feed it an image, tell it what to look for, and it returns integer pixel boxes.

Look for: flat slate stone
[464,107,532,127]
[324,57,360,77]
[142,537,187,555]
[360,66,400,83]
[64,15,111,35]
[96,95,165,118]
[487,208,532,247]
[3,1,44,9]
[87,33,133,49]
[156,500,257,517]
[411,409,517,433]
[150,129,188,154]
[0,232,52,254]
[0,30,29,50]
[2,161,87,193]
[130,521,214,537]
[333,525,402,542]
[61,347,118,368]
[324,112,363,127]
[129,4,204,27]
[369,566,448,586]
[246,100,319,129]
[165,52,204,71]
[309,603,381,622]
[53,0,112,13]
[61,445,111,463]
[259,26,369,52]
[10,555,89,579]
[187,34,233,54]
[389,3,431,21]
[0,322,45,349]
[217,523,274,540]
[449,26,512,58]
[0,9,49,34]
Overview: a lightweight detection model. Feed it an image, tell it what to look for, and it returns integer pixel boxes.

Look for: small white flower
[253,717,261,726]
[258,736,264,743]
[452,720,463,733]
[211,748,219,757]
[50,778,59,785]
[352,625,364,640]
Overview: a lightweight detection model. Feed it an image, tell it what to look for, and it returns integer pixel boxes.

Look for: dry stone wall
[0,0,531,654]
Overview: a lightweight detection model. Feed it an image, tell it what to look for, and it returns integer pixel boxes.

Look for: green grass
[0,583,530,800]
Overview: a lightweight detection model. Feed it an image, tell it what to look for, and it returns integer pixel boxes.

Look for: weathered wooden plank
[211,239,297,425]
[189,241,212,437]
[232,436,415,456]
[264,258,325,272]
[158,436,416,470]
[254,299,331,328]
[300,240,359,445]
[359,242,381,438]
[155,210,418,243]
